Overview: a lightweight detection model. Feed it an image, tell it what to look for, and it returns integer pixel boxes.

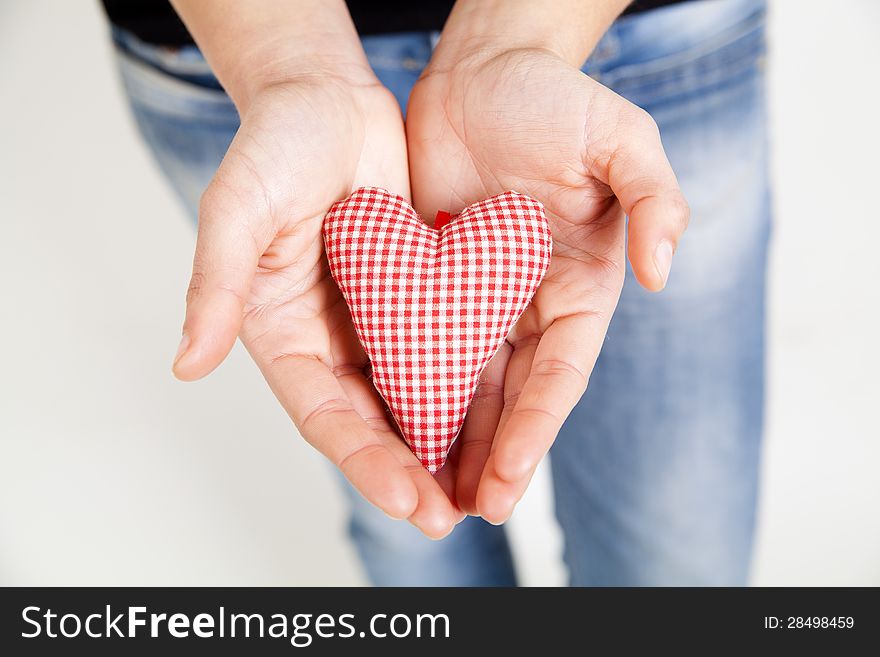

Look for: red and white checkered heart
[324,187,552,473]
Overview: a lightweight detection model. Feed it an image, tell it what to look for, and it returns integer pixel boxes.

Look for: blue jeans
[114,0,770,586]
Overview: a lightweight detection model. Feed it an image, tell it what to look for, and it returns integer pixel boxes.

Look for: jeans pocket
[115,48,238,124]
[598,5,768,109]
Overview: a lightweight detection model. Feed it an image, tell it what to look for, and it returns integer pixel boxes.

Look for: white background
[1,0,878,586]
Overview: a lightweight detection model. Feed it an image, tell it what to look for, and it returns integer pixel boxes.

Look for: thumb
[172,185,266,381]
[601,105,690,291]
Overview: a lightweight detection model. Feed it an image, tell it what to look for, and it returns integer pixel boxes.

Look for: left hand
[406,46,689,523]
[168,0,465,537]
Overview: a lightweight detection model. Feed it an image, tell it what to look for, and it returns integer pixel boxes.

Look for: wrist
[170,0,376,114]
[227,43,377,116]
[427,0,628,74]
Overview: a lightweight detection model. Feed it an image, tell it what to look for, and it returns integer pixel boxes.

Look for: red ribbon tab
[434,210,453,231]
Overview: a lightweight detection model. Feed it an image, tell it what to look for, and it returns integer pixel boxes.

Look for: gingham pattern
[324,187,552,472]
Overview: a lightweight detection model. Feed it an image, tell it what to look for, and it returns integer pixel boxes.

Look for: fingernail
[173,333,191,370]
[485,503,514,526]
[653,240,674,288]
[486,514,510,527]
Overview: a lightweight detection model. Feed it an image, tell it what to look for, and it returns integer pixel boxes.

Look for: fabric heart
[324,187,552,472]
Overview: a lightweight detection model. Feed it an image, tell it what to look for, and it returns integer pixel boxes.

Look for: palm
[183,78,461,537]
[409,49,629,281]
[408,49,675,519]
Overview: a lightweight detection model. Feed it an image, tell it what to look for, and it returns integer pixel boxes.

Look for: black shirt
[102,0,689,46]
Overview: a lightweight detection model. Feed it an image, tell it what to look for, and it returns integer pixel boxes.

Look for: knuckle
[531,357,589,389]
[299,397,353,432]
[630,105,659,135]
[515,405,562,425]
[672,192,691,232]
[214,280,248,305]
[337,442,386,474]
[186,271,206,304]
[197,185,224,225]
[503,389,522,407]
[471,380,504,404]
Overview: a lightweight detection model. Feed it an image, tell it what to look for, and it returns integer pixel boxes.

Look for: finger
[477,311,611,524]
[431,442,463,515]
[172,182,270,381]
[475,339,537,524]
[494,312,607,483]
[336,369,460,539]
[257,352,419,520]
[454,344,511,515]
[478,458,540,527]
[601,105,690,291]
[431,442,477,525]
[407,460,463,539]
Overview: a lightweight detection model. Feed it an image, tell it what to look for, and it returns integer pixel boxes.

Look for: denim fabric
[114,0,770,586]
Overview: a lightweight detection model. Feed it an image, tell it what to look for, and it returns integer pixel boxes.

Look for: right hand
[407,46,689,523]
[171,70,462,539]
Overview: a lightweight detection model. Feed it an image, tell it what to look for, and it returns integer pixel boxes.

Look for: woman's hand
[408,35,689,523]
[169,0,462,539]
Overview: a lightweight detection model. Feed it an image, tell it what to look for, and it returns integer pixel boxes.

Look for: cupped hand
[407,48,689,523]
[172,72,461,538]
